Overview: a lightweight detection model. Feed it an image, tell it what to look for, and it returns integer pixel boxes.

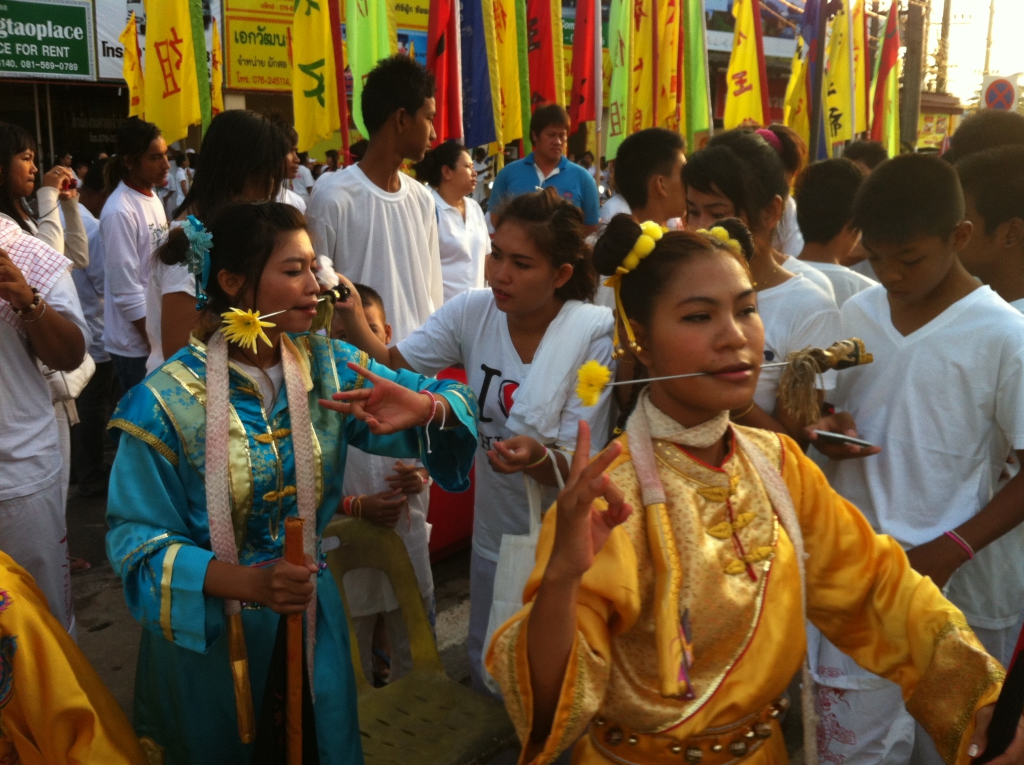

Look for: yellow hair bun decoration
[697,226,743,258]
[577,359,612,407]
[617,221,667,275]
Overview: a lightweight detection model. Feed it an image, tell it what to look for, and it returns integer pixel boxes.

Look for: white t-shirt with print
[397,289,615,561]
[432,188,490,303]
[292,165,315,199]
[754,274,842,414]
[100,181,168,357]
[803,260,877,307]
[826,285,1024,554]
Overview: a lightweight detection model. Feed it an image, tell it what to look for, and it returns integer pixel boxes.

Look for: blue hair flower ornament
[181,215,214,308]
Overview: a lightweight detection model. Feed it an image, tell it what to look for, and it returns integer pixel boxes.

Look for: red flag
[527,0,558,109]
[568,0,596,126]
[327,0,350,165]
[428,0,464,143]
[870,0,899,143]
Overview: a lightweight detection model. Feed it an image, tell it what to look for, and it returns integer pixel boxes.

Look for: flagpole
[594,0,604,169]
[328,0,350,166]
[700,0,713,138]
[808,0,828,159]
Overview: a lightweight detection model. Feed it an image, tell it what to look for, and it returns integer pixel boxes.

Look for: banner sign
[0,0,95,80]
[224,12,289,89]
[95,0,222,83]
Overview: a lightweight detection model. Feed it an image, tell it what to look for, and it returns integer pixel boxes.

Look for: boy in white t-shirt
[307,55,442,342]
[332,285,433,684]
[808,154,1024,765]
[795,158,877,306]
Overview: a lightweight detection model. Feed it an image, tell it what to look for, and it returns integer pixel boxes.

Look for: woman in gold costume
[486,216,1022,765]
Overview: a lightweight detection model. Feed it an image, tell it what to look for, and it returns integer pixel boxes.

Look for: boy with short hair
[795,158,876,305]
[332,284,433,684]
[611,127,687,227]
[307,55,442,341]
[809,153,1024,764]
[957,146,1024,310]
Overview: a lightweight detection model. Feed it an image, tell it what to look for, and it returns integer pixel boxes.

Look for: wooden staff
[284,516,305,765]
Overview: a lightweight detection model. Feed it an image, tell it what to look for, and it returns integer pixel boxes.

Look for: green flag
[347,0,396,137]
[682,0,711,151]
[189,0,211,134]
[515,0,532,153]
[605,0,631,158]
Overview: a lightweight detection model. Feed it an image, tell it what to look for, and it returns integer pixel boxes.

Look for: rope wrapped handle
[778,338,874,427]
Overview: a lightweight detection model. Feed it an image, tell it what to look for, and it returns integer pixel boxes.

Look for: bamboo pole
[284,516,305,765]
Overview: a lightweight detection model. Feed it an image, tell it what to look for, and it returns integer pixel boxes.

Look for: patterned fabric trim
[108,419,179,466]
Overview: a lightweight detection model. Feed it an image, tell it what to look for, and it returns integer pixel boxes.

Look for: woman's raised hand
[319,362,434,435]
[545,421,632,583]
[0,248,35,310]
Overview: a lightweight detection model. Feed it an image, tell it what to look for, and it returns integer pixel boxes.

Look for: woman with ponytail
[335,187,615,693]
[484,214,1014,765]
[414,140,491,302]
[105,201,478,764]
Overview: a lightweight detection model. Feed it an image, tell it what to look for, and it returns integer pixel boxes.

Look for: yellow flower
[577,359,612,407]
[640,220,665,241]
[220,308,275,353]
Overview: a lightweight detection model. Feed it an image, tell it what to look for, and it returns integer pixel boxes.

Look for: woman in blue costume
[105,202,478,765]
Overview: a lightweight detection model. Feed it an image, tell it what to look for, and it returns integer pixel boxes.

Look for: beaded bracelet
[13,287,41,317]
[21,301,47,323]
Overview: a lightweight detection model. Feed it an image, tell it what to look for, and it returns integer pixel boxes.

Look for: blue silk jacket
[105,334,478,765]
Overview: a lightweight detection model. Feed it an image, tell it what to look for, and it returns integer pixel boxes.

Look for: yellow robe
[0,552,146,765]
[486,427,1004,765]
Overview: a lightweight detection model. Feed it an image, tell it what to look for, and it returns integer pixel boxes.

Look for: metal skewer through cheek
[604,361,790,387]
[256,285,351,322]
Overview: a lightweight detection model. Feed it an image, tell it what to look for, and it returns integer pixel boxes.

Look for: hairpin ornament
[181,215,214,309]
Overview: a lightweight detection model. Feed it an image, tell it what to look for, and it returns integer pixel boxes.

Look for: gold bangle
[732,402,756,420]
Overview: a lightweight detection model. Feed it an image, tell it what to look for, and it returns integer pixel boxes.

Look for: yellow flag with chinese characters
[118,11,145,118]
[784,37,810,146]
[211,17,224,117]
[291,0,341,152]
[629,0,654,133]
[492,0,523,143]
[656,0,679,128]
[825,0,855,154]
[143,0,201,144]
[723,0,764,128]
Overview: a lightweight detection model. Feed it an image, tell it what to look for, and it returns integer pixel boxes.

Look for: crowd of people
[5,50,1024,765]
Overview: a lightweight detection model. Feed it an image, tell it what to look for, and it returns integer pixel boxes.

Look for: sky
[927,0,1024,104]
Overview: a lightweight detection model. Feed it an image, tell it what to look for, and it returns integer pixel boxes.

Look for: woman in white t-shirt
[684,130,842,444]
[414,140,491,302]
[146,111,290,372]
[173,152,192,211]
[335,189,615,693]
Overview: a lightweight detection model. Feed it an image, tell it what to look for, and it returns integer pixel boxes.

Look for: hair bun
[593,214,643,276]
[706,217,755,261]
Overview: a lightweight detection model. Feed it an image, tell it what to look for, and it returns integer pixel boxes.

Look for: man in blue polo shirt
[489,104,601,228]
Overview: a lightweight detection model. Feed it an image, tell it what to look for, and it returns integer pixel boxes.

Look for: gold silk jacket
[486,426,1003,765]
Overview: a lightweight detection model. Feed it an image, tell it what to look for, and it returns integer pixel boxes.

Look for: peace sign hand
[546,421,633,584]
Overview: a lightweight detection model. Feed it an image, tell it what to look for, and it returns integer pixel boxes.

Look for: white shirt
[773,196,804,256]
[802,260,877,307]
[100,181,168,357]
[397,289,614,561]
[307,165,443,342]
[341,447,432,616]
[0,272,88,500]
[825,286,1024,555]
[432,188,490,303]
[145,253,196,373]
[69,204,109,363]
[233,359,285,404]
[944,294,1024,628]
[782,254,836,301]
[173,166,192,210]
[599,194,631,224]
[754,274,842,413]
[850,259,877,280]
[291,165,315,200]
[276,186,307,213]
